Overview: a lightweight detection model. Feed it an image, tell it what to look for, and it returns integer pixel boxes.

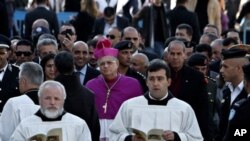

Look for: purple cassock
[86,74,143,140]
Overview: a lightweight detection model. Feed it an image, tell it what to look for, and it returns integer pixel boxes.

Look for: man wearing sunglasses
[15,39,34,66]
[106,27,121,46]
[121,27,158,61]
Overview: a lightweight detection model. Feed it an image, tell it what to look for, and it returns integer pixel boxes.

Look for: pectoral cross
[103,103,107,113]
[103,89,111,113]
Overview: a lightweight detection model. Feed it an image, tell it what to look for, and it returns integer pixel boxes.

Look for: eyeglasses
[125,37,138,41]
[15,51,32,57]
[106,34,116,39]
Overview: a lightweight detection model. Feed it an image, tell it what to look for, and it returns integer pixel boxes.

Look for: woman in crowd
[40,53,56,81]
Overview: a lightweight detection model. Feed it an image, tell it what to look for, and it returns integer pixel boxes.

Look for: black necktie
[0,70,4,73]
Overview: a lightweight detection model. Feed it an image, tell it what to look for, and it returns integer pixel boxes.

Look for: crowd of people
[0,0,250,141]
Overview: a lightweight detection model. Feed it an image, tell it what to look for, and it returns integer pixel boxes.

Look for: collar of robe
[25,89,39,104]
[144,91,174,106]
[35,109,66,121]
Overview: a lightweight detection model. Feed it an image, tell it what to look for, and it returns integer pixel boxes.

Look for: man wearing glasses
[121,26,158,61]
[106,27,121,47]
[14,39,34,66]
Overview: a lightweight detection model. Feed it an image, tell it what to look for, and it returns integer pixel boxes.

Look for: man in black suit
[54,51,100,141]
[166,0,200,44]
[166,40,209,140]
[92,6,129,36]
[24,0,59,40]
[223,63,250,141]
[0,34,20,112]
[217,48,249,141]
[73,41,100,85]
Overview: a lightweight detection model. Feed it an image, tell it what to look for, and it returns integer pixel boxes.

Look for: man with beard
[10,80,92,141]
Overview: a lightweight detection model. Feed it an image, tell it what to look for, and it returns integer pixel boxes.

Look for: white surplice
[0,95,40,141]
[109,96,203,141]
[10,113,92,141]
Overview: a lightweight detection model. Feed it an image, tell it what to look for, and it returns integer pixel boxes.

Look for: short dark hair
[222,37,238,46]
[87,39,98,48]
[195,44,212,58]
[54,51,74,74]
[203,33,218,43]
[177,23,193,37]
[16,39,34,52]
[104,6,115,17]
[204,24,219,33]
[146,59,171,79]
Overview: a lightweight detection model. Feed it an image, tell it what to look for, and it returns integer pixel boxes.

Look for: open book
[29,128,62,141]
[128,128,164,141]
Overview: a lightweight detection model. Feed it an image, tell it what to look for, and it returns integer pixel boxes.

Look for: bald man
[130,53,149,76]
[72,41,100,85]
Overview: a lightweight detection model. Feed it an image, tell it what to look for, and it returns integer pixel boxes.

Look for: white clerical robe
[10,113,92,141]
[109,96,203,141]
[0,95,40,141]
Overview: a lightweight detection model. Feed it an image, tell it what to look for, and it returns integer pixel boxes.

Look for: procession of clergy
[0,30,250,141]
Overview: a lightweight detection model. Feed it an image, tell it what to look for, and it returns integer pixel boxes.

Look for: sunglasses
[16,51,32,57]
[0,51,7,55]
[106,34,116,39]
[125,37,138,41]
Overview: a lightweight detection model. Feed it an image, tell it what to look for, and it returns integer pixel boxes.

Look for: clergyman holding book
[109,59,203,141]
[10,81,92,141]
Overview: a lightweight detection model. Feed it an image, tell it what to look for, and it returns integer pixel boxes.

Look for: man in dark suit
[166,40,209,140]
[54,51,100,141]
[223,63,250,141]
[0,34,20,112]
[73,41,100,85]
[166,0,200,44]
[92,6,129,36]
[24,0,59,40]
[217,48,249,141]
[187,53,219,141]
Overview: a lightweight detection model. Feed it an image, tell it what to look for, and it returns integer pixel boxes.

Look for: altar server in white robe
[0,62,43,141]
[109,59,203,141]
[10,80,92,141]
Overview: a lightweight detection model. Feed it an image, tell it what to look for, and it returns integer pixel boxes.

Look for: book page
[29,134,46,141]
[128,128,147,140]
[47,128,62,141]
[29,128,62,141]
[147,129,164,141]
